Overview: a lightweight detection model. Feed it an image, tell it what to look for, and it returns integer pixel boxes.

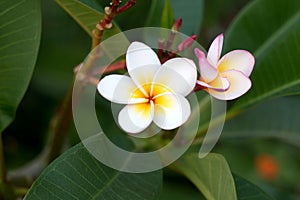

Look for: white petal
[127,64,160,96]
[197,76,230,92]
[207,33,224,66]
[126,42,161,73]
[154,58,197,96]
[195,48,218,83]
[97,75,148,104]
[207,70,251,100]
[153,93,191,130]
[217,50,255,77]
[118,102,154,134]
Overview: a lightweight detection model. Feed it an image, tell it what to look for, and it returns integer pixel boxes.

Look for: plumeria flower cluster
[97,34,255,134]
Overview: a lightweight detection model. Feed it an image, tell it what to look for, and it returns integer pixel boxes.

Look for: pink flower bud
[172,18,182,32]
[177,35,196,51]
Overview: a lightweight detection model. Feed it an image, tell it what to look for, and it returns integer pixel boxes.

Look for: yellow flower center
[130,83,172,117]
[216,59,229,73]
[131,83,170,102]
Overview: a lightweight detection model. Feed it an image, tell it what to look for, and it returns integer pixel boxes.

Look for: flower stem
[45,0,137,164]
[92,0,121,49]
[117,0,137,14]
[46,86,73,163]
[91,60,126,77]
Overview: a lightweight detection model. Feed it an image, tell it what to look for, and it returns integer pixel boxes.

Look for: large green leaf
[145,0,165,27]
[233,174,274,200]
[0,0,41,133]
[55,0,121,39]
[145,0,204,35]
[174,153,237,200]
[170,0,204,35]
[159,174,273,200]
[24,143,162,199]
[159,176,205,200]
[225,0,300,110]
[222,96,300,146]
[160,0,174,29]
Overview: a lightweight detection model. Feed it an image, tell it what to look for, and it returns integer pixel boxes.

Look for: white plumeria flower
[195,34,255,100]
[97,42,197,134]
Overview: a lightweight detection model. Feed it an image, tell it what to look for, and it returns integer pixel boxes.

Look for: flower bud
[177,35,196,51]
[171,18,182,32]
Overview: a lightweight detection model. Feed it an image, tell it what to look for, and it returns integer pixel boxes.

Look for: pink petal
[196,80,211,88]
[207,33,224,66]
[194,48,218,83]
[217,50,255,77]
[209,76,230,90]
[196,76,230,92]
[206,70,252,100]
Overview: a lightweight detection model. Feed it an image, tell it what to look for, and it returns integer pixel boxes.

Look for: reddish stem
[92,60,126,76]
[92,0,121,49]
[117,0,137,13]
[165,19,182,50]
[193,83,205,92]
[157,39,165,60]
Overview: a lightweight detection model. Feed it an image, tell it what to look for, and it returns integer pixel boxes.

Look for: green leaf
[25,143,162,199]
[0,0,41,133]
[55,0,121,39]
[222,96,300,147]
[233,174,274,200]
[77,0,106,12]
[159,176,205,200]
[145,0,165,27]
[160,0,174,29]
[225,0,300,110]
[145,0,204,35]
[175,153,237,200]
[113,0,153,30]
[170,0,204,35]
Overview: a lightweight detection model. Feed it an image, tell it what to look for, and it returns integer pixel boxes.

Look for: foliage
[24,143,162,199]
[0,0,41,133]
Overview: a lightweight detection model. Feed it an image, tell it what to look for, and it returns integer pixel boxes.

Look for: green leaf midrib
[33,145,126,199]
[236,77,300,110]
[55,0,101,37]
[254,10,300,60]
[234,8,300,110]
[91,152,146,199]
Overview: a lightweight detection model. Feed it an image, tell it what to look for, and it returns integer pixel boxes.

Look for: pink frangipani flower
[195,34,255,100]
